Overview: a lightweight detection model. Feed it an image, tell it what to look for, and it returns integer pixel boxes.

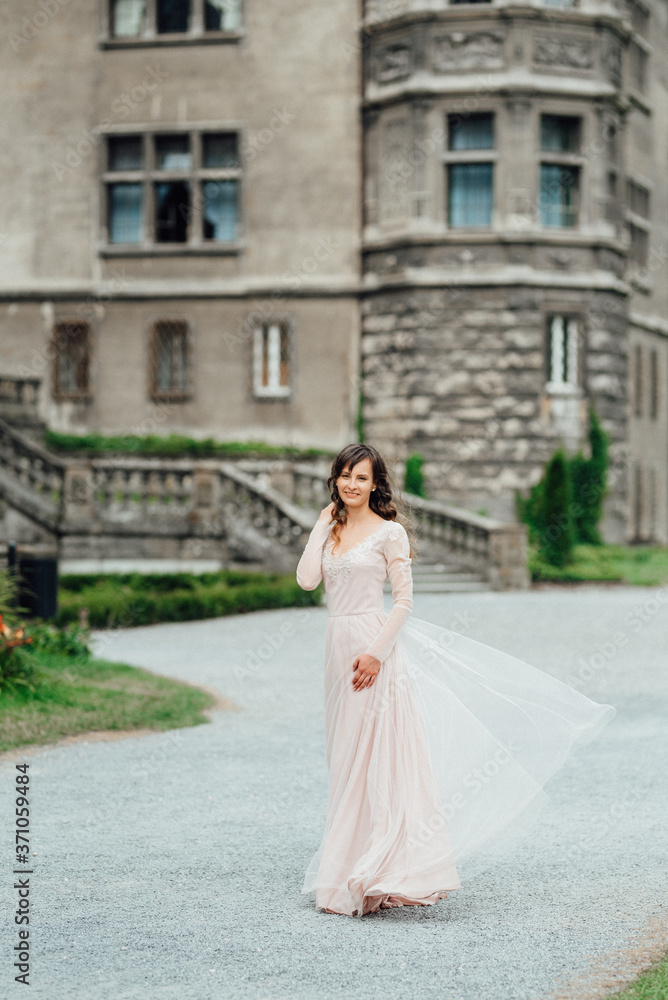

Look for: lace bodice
[296,518,413,663]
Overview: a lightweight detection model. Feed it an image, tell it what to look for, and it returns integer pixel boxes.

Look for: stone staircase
[0,375,529,590]
[410,558,490,593]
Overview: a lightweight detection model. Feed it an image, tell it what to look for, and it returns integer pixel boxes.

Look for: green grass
[45,429,331,461]
[56,570,323,629]
[606,951,668,999]
[0,650,215,754]
[529,544,668,586]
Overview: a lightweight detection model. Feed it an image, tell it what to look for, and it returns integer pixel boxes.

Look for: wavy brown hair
[327,443,417,558]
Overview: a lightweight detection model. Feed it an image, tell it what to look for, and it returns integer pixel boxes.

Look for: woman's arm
[296,514,333,591]
[364,523,413,663]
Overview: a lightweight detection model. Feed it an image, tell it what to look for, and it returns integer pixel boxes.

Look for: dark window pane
[155,134,191,170]
[202,133,239,168]
[108,183,143,243]
[202,180,238,240]
[540,164,579,226]
[108,136,143,171]
[448,113,494,150]
[157,0,190,34]
[447,163,493,227]
[111,0,145,36]
[155,182,190,242]
[540,115,581,152]
[205,0,241,29]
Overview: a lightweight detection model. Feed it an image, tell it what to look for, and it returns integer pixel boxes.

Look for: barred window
[149,320,191,400]
[52,322,92,401]
[546,316,579,391]
[253,322,291,398]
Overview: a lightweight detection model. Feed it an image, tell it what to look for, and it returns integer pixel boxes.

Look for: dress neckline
[327,519,389,559]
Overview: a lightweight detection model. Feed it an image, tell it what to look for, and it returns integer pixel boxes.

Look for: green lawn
[530,544,668,586]
[606,952,668,1000]
[0,650,216,754]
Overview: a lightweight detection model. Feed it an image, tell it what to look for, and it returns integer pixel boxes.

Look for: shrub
[517,406,610,553]
[56,573,321,629]
[404,453,427,498]
[538,449,575,568]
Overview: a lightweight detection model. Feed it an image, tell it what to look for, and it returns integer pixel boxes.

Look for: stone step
[412,580,490,593]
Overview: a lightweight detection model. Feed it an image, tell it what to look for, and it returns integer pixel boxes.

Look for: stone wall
[361,283,628,540]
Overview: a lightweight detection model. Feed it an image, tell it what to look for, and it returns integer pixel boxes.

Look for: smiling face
[336,457,375,511]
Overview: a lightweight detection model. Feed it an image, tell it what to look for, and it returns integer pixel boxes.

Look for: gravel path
[1,585,666,1000]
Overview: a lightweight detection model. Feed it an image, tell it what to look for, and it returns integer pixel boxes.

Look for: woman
[296,443,616,917]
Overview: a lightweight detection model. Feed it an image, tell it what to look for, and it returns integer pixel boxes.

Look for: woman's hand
[318,501,336,523]
[352,653,381,691]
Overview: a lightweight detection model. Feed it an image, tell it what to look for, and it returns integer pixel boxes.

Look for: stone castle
[1,0,666,543]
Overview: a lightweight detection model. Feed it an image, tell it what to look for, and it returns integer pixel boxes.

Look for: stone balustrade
[0,418,66,533]
[0,377,41,406]
[0,420,528,586]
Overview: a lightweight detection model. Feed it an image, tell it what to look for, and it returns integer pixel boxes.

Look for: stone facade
[0,0,361,451]
[360,0,668,543]
[0,0,667,543]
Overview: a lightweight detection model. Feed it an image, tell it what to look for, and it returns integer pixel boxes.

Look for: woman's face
[336,457,375,510]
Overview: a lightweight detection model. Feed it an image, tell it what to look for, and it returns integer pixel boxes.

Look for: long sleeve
[296,519,332,591]
[364,523,413,663]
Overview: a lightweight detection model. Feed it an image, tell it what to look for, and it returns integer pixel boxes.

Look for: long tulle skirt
[301,612,616,917]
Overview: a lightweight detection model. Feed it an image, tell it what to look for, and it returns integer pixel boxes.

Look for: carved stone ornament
[374,41,413,83]
[432,31,505,73]
[533,34,594,70]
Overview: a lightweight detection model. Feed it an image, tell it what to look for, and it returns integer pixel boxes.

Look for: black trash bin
[17,551,59,620]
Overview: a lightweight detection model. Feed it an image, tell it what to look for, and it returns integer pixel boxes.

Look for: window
[628,223,649,268]
[629,41,648,93]
[149,320,191,400]
[253,322,291,398]
[627,179,650,219]
[634,344,642,417]
[108,0,241,38]
[51,322,92,401]
[104,131,241,250]
[540,115,580,152]
[445,113,494,228]
[546,316,579,391]
[539,115,581,228]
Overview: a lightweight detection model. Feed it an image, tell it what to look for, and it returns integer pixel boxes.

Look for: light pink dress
[296,516,616,917]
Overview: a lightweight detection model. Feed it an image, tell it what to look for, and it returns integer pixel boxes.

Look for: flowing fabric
[296,518,616,917]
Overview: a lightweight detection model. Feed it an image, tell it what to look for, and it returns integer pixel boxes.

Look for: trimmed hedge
[45,430,330,461]
[57,571,323,629]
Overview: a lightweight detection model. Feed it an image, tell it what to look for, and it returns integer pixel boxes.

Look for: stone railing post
[62,465,95,525]
[487,524,530,590]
